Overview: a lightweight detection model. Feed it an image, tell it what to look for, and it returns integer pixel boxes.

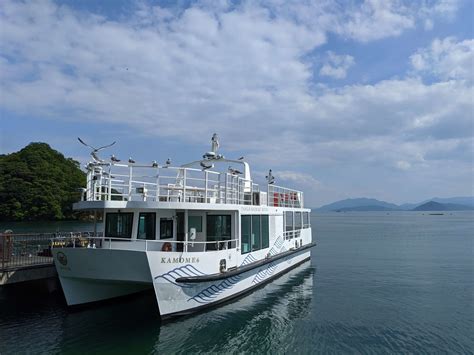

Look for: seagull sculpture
[200,161,214,170]
[228,166,243,175]
[111,155,120,163]
[77,137,116,163]
[128,157,135,164]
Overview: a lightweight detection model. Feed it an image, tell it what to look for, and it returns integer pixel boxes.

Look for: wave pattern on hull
[188,275,242,304]
[252,262,278,284]
[154,265,205,288]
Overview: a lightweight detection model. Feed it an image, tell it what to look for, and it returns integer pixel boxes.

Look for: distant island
[316,197,474,212]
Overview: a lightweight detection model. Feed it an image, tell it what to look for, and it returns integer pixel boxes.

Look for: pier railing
[0,231,99,272]
[82,162,303,208]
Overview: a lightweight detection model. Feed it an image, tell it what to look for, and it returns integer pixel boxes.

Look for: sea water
[0,212,472,353]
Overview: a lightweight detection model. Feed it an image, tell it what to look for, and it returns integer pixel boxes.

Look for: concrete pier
[1,263,57,285]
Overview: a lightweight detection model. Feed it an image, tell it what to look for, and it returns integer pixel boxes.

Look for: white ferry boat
[52,134,314,318]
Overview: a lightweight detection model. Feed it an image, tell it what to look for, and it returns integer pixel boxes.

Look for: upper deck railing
[82,163,304,208]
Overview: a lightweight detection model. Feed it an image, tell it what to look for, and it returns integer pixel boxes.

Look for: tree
[0,143,86,221]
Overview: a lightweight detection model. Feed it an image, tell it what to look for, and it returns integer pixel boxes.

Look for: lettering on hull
[161,257,200,264]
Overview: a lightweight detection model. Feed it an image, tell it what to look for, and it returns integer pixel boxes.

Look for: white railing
[52,235,238,253]
[81,162,304,207]
[267,185,303,208]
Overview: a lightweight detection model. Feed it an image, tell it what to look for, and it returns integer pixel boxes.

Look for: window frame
[105,212,134,239]
[137,212,156,240]
[241,214,270,254]
[160,218,174,239]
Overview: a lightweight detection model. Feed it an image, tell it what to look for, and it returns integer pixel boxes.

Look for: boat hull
[52,246,311,318]
[149,249,311,318]
[52,248,153,306]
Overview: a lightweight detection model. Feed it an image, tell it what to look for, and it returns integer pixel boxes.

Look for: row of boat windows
[284,211,311,231]
[105,212,232,241]
[105,212,309,248]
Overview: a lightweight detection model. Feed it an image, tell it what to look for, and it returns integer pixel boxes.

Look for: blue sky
[0,0,473,207]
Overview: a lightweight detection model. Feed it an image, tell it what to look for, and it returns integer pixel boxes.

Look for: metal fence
[0,232,98,272]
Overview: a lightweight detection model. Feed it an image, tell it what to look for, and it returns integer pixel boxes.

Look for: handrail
[83,162,304,207]
[51,235,239,253]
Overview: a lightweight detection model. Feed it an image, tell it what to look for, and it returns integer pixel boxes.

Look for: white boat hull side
[52,248,153,306]
[149,250,311,317]
[57,277,151,306]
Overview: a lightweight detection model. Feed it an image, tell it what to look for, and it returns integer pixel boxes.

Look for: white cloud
[319,51,355,79]
[277,171,321,188]
[410,37,474,82]
[0,0,471,206]
[337,0,415,42]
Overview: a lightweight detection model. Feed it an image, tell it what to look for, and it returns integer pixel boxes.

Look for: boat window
[241,215,269,254]
[137,213,156,240]
[261,215,269,249]
[207,215,231,250]
[188,216,203,232]
[295,212,302,230]
[284,211,294,239]
[303,212,310,228]
[241,215,251,254]
[251,215,261,251]
[105,212,134,239]
[160,219,173,239]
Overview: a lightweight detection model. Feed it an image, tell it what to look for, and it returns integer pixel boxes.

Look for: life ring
[161,242,172,252]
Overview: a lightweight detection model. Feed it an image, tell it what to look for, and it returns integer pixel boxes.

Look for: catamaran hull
[52,248,153,306]
[53,247,311,318]
[150,249,311,318]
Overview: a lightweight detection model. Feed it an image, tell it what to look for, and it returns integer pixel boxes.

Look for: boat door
[188,214,204,252]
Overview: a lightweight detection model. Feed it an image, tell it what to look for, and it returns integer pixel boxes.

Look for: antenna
[266,169,275,184]
[77,137,116,163]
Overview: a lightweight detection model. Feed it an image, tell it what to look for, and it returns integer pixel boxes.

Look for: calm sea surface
[1,212,473,354]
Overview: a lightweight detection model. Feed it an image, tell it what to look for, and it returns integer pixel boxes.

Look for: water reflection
[152,261,315,354]
[52,261,314,354]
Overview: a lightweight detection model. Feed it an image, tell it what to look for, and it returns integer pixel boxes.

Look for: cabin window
[105,212,134,239]
[295,212,302,230]
[137,213,156,240]
[241,215,251,254]
[207,215,231,251]
[160,219,173,239]
[303,212,310,228]
[251,215,261,251]
[188,216,203,232]
[241,215,270,254]
[284,211,294,239]
[261,215,269,248]
[207,215,231,240]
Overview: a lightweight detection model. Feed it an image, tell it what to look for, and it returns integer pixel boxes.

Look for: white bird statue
[78,137,116,163]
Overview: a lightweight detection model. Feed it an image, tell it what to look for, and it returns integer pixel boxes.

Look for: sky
[0,0,473,207]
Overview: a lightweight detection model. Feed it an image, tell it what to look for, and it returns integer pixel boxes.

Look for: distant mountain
[412,201,474,211]
[431,197,474,207]
[336,205,398,212]
[315,196,474,212]
[317,198,400,212]
[401,197,474,210]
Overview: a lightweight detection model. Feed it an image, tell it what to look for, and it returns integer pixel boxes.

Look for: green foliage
[0,143,86,221]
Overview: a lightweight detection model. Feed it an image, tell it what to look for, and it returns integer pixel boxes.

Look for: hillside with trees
[0,143,86,221]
